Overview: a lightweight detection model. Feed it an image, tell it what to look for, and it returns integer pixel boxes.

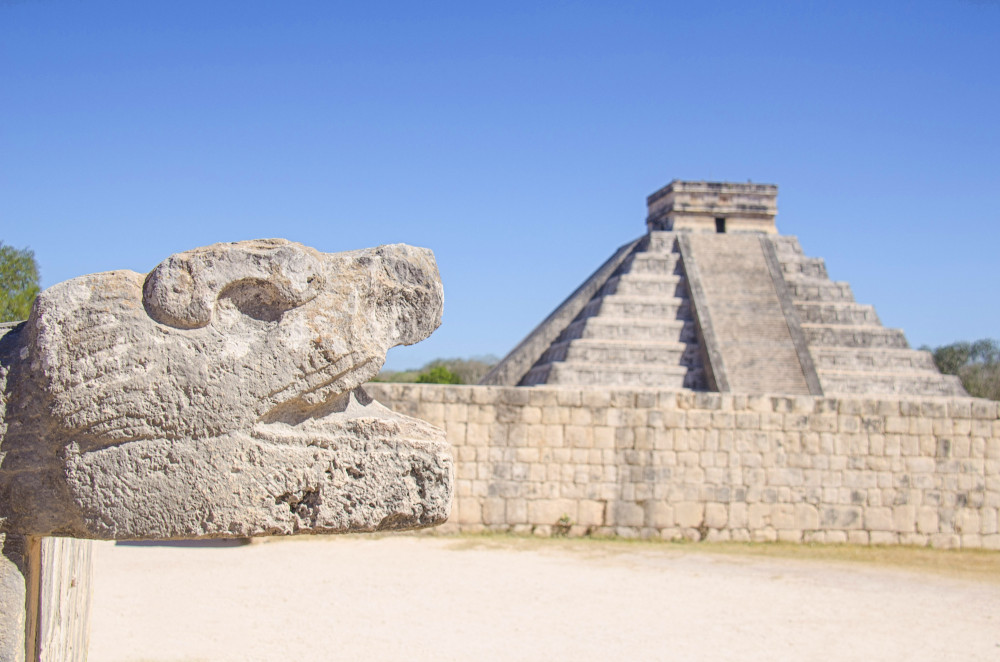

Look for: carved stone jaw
[0,240,452,540]
[60,388,452,540]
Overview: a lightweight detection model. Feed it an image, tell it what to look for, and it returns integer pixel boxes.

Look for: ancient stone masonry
[766,236,965,396]
[452,181,992,548]
[483,180,966,398]
[1,239,453,662]
[369,383,1000,550]
[518,233,707,390]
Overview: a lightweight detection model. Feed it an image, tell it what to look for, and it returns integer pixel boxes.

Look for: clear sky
[2,0,998,371]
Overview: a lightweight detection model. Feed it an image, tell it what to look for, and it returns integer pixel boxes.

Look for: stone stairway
[679,233,816,395]
[769,236,966,396]
[520,232,708,389]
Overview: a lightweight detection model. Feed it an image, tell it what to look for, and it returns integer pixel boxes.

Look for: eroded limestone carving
[0,239,452,541]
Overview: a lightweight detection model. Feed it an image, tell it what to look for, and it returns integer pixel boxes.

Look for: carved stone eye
[141,239,326,329]
[219,278,299,323]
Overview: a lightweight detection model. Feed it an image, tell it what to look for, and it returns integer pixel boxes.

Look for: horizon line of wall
[368,383,1000,549]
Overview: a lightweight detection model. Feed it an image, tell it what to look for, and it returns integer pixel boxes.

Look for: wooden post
[13,537,93,662]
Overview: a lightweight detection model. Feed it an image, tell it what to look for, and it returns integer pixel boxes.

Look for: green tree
[416,364,463,385]
[374,355,498,384]
[924,339,1000,401]
[0,242,40,323]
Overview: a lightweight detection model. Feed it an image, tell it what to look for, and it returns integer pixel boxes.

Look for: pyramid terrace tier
[521,361,707,389]
[786,280,855,303]
[800,323,909,349]
[599,273,688,297]
[810,347,940,371]
[557,317,700,343]
[536,339,703,366]
[816,370,967,396]
[766,234,967,397]
[579,294,693,320]
[617,251,684,275]
[795,302,880,325]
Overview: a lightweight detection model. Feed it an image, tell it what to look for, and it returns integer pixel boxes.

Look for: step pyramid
[483,180,966,397]
[520,232,707,389]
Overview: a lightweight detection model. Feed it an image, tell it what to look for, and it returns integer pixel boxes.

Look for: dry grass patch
[441,531,1000,584]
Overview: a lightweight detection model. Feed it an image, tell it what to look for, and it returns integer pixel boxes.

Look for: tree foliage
[416,365,462,384]
[0,242,40,323]
[924,339,1000,401]
[375,355,498,385]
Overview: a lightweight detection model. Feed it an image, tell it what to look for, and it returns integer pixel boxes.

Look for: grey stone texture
[0,239,453,541]
[678,233,815,395]
[368,383,1000,549]
[485,180,966,398]
[480,239,642,387]
[0,535,26,662]
[768,235,966,396]
[491,233,708,390]
[646,180,778,234]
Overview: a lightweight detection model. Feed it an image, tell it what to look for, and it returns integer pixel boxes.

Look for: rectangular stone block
[527,498,578,525]
[972,400,998,419]
[864,507,893,531]
[457,498,483,525]
[576,500,604,526]
[606,501,644,527]
[674,502,705,528]
[705,503,728,528]
[891,505,916,533]
[917,507,939,534]
[821,505,863,529]
[795,503,819,530]
[643,502,673,528]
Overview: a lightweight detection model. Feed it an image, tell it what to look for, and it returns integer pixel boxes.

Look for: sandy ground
[87,535,1000,662]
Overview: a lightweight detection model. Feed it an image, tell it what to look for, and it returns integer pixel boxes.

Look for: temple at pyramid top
[482,180,966,398]
[646,180,778,234]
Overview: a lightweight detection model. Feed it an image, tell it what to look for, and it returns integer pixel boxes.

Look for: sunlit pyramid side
[483,180,965,397]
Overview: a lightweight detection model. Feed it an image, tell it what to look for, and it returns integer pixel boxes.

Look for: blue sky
[2,0,998,371]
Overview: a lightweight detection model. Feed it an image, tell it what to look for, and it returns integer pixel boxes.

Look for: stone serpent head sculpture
[0,239,452,540]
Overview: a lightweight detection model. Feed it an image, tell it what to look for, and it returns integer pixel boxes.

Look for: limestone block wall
[366,383,1000,549]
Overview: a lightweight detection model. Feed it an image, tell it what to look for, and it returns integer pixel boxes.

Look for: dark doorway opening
[715,217,726,233]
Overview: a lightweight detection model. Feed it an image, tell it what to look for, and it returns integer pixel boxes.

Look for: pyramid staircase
[769,236,966,396]
[520,232,708,389]
[484,180,967,398]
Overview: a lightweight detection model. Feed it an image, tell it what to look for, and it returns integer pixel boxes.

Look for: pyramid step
[787,280,855,302]
[540,339,701,365]
[779,256,828,279]
[542,361,705,389]
[645,231,679,253]
[579,294,692,320]
[795,302,880,325]
[620,252,683,275]
[600,274,687,297]
[802,324,909,349]
[520,364,553,386]
[818,370,967,397]
[559,317,698,343]
[810,347,938,371]
[769,236,805,258]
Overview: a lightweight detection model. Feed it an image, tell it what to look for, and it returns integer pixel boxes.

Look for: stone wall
[367,383,1000,549]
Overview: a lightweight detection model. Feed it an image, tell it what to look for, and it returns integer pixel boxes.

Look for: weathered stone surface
[0,239,452,541]
[487,180,965,398]
[0,535,26,662]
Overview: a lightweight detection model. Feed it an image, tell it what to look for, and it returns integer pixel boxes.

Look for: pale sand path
[88,535,1000,662]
